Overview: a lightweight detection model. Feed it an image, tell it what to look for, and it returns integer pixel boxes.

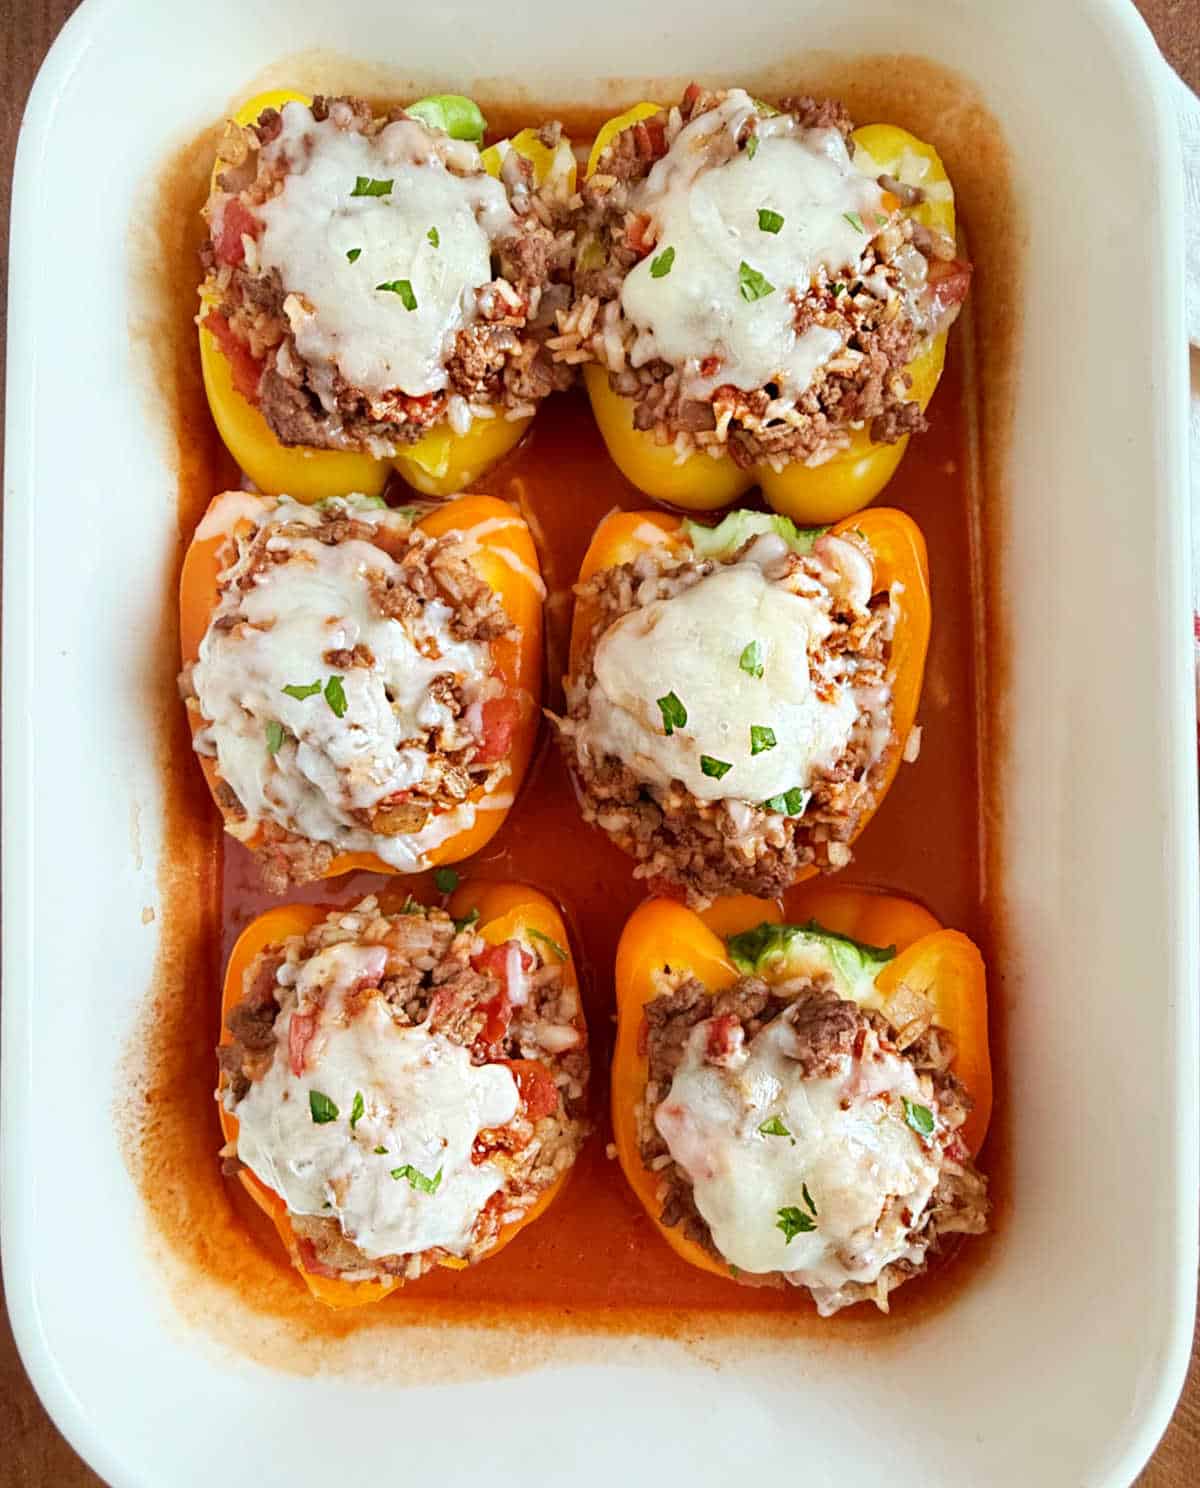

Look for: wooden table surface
[1,0,1197,1482]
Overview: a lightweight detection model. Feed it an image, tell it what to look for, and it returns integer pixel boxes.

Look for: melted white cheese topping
[191,494,493,870]
[620,90,884,397]
[257,104,515,405]
[575,560,857,803]
[655,1013,939,1309]
[232,943,519,1260]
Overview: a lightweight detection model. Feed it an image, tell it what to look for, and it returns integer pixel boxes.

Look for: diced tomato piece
[214,198,260,267]
[480,989,512,1045]
[288,1011,316,1077]
[626,212,655,256]
[474,694,519,764]
[704,1014,743,1065]
[503,1059,560,1121]
[204,310,264,402]
[472,939,534,994]
[926,257,973,320]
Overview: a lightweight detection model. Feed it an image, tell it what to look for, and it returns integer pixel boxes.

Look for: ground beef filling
[638,972,987,1308]
[219,898,588,1284]
[201,96,576,454]
[178,502,516,893]
[550,85,971,468]
[555,540,895,904]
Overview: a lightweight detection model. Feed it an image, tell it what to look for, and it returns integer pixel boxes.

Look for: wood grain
[0,1,1195,1482]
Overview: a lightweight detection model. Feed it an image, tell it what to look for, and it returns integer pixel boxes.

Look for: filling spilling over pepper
[218,893,588,1293]
[622,900,988,1316]
[200,93,577,459]
[555,506,929,905]
[179,490,540,890]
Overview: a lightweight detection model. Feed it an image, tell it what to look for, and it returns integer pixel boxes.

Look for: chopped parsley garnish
[842,211,865,233]
[454,907,481,933]
[281,680,321,701]
[391,1164,444,1194]
[324,675,347,718]
[308,1090,339,1124]
[427,226,440,248]
[761,786,811,817]
[738,261,775,302]
[745,134,759,160]
[739,640,764,679]
[373,1145,388,1154]
[830,282,845,297]
[350,1091,365,1129]
[345,247,362,263]
[700,755,732,780]
[377,278,418,310]
[650,245,675,279]
[529,927,568,961]
[802,1182,818,1217]
[657,690,687,735]
[758,1116,791,1138]
[729,1264,741,1278]
[757,208,784,234]
[750,724,776,755]
[903,1099,935,1137]
[776,1205,817,1242]
[265,720,286,756]
[434,867,459,894]
[351,176,393,197]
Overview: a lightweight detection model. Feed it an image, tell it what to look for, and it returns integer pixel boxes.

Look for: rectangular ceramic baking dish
[3,0,1195,1483]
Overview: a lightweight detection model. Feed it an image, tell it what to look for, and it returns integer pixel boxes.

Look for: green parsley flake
[757,208,784,234]
[843,211,865,233]
[802,1182,818,1217]
[346,247,362,263]
[324,675,347,718]
[265,720,286,756]
[761,785,810,817]
[351,176,393,197]
[309,1090,339,1124]
[903,1099,936,1137]
[391,1164,444,1194]
[434,867,459,894]
[745,135,759,160]
[427,226,440,248]
[373,1145,388,1155]
[776,1205,817,1242]
[700,755,732,780]
[739,640,764,679]
[738,261,775,302]
[650,246,675,278]
[729,1264,741,1278]
[830,282,845,297]
[657,690,687,736]
[529,927,568,961]
[750,724,776,756]
[758,1116,791,1138]
[350,1091,365,1129]
[377,278,418,310]
[281,680,321,701]
[453,908,481,933]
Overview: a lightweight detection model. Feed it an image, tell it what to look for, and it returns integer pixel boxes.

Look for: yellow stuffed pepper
[612,881,990,1313]
[218,883,587,1308]
[179,490,543,892]
[199,90,576,501]
[566,85,971,520]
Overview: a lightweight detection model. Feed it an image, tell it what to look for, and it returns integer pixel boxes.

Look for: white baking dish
[3,0,1195,1483]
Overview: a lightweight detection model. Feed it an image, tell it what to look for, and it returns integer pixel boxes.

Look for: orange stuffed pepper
[218,882,587,1308]
[199,90,576,501]
[612,882,990,1315]
[553,505,930,903]
[562,86,970,520]
[180,490,543,890]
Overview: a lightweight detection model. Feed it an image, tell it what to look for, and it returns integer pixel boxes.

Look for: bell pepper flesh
[200,92,571,501]
[219,884,583,1307]
[582,106,959,520]
[180,492,543,878]
[567,505,931,873]
[612,885,990,1282]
